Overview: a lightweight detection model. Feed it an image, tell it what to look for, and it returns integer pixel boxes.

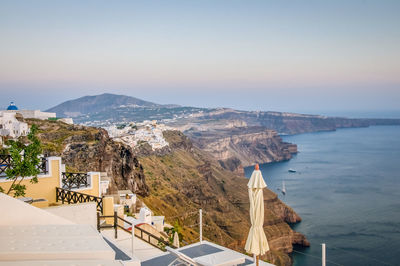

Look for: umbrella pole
[256,255,259,266]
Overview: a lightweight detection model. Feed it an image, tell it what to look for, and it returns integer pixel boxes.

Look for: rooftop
[6,102,18,111]
[142,241,274,266]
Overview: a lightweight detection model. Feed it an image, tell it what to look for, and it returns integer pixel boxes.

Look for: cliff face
[139,131,309,265]
[28,119,149,196]
[200,109,368,134]
[62,133,149,196]
[171,108,399,171]
[169,108,400,136]
[186,127,297,171]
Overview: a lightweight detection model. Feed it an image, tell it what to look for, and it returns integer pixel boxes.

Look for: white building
[105,121,169,150]
[139,207,152,224]
[15,110,56,120]
[0,111,29,138]
[4,102,56,120]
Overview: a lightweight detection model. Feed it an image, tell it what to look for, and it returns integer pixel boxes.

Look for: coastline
[246,125,400,266]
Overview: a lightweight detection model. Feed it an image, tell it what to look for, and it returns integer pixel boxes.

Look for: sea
[244,125,400,266]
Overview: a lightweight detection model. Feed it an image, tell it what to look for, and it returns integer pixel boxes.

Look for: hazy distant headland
[46,93,400,173]
[47,93,400,132]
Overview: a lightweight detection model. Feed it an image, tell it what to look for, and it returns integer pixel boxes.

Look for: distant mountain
[47,93,400,132]
[46,93,176,118]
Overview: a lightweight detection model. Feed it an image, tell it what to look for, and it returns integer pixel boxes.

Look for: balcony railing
[56,187,103,212]
[0,155,47,178]
[61,172,90,190]
[97,211,176,251]
[0,155,12,177]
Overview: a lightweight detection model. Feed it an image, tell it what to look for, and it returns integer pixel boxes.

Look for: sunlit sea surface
[245,126,400,266]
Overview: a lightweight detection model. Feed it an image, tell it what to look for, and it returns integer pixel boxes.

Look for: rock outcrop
[29,119,148,196]
[186,126,297,171]
[169,108,400,135]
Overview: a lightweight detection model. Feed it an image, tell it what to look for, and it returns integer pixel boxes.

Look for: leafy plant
[164,220,183,245]
[0,125,43,197]
[157,236,167,251]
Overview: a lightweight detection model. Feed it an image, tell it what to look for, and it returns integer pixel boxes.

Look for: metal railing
[38,157,47,174]
[61,172,89,189]
[0,155,47,178]
[97,212,177,251]
[56,187,103,212]
[0,155,12,177]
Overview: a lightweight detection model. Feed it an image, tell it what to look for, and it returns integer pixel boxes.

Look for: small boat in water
[277,181,286,195]
[288,168,296,173]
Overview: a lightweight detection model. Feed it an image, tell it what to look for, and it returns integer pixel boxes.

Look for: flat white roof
[0,260,125,266]
[142,240,275,266]
[0,193,119,263]
[0,193,73,226]
[0,224,115,261]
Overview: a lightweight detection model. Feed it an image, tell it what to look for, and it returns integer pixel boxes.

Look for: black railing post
[99,198,103,213]
[97,212,100,232]
[114,211,118,239]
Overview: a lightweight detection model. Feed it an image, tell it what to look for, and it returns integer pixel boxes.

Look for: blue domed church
[6,102,18,110]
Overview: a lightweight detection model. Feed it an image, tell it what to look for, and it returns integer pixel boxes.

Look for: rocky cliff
[139,131,309,265]
[186,127,297,171]
[169,108,400,171]
[169,108,400,135]
[27,119,148,196]
[28,119,309,265]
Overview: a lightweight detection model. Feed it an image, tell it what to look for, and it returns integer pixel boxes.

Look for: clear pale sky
[0,0,399,116]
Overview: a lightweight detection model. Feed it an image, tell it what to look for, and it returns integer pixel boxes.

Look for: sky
[0,0,399,116]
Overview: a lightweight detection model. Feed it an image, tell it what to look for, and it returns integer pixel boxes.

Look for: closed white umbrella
[173,231,180,248]
[245,164,269,265]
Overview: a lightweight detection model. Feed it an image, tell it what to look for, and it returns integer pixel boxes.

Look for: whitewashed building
[4,102,56,120]
[105,121,169,150]
[0,111,29,138]
[15,110,56,120]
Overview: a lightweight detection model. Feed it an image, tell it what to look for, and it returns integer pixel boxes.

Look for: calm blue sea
[245,126,400,266]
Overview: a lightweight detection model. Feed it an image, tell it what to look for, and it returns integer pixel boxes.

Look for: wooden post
[114,211,118,239]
